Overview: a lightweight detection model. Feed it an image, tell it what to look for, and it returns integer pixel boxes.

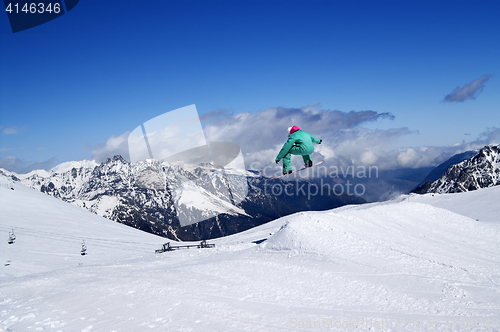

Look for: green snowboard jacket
[275,129,321,162]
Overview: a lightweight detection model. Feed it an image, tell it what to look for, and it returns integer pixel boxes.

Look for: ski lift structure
[80,240,87,256]
[155,240,215,253]
[8,229,16,244]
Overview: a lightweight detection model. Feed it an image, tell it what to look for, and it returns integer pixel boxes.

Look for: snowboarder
[275,125,322,175]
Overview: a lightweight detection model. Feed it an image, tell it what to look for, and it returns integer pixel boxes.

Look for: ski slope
[1,175,499,331]
[0,176,163,278]
[408,185,500,224]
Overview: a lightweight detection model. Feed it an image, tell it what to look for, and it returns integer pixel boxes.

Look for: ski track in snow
[1,176,500,331]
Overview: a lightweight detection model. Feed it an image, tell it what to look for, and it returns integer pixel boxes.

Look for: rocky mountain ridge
[413,144,500,194]
[1,155,364,241]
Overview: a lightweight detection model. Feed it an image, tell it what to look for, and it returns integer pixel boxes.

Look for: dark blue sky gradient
[1,0,499,171]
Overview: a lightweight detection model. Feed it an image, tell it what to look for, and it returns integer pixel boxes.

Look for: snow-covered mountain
[413,144,500,194]
[1,172,499,331]
[412,150,477,190]
[0,156,363,241]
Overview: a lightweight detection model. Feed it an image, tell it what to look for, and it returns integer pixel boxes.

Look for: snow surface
[1,175,499,331]
[175,180,249,217]
[408,185,500,224]
[48,160,99,175]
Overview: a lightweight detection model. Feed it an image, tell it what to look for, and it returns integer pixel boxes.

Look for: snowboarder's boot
[305,160,313,168]
[282,170,293,175]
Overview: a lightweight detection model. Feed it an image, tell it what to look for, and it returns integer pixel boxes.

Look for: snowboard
[272,160,324,179]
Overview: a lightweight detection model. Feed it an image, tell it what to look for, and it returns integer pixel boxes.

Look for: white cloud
[397,148,419,168]
[89,131,131,163]
[203,106,500,171]
[85,104,500,173]
[361,151,378,165]
[2,127,18,135]
[202,106,411,170]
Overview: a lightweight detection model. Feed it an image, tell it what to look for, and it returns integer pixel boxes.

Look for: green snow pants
[282,147,312,172]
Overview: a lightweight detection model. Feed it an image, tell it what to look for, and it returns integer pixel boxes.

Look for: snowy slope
[0,176,165,278]
[1,175,499,331]
[408,185,500,223]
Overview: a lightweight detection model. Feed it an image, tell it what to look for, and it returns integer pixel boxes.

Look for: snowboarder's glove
[319,139,322,144]
[275,160,279,164]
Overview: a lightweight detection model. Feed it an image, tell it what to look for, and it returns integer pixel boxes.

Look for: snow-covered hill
[1,175,499,331]
[0,174,164,278]
[414,144,500,194]
[409,185,500,223]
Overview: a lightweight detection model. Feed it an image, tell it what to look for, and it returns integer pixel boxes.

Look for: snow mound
[409,185,500,223]
[262,212,337,254]
[264,201,499,278]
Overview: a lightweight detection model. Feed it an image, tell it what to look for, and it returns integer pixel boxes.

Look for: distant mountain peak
[413,144,500,194]
[4,155,364,241]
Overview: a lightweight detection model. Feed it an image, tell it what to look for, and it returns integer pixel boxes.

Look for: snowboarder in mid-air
[275,125,322,175]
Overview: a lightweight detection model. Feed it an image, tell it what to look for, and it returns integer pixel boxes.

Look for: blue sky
[1,0,499,173]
